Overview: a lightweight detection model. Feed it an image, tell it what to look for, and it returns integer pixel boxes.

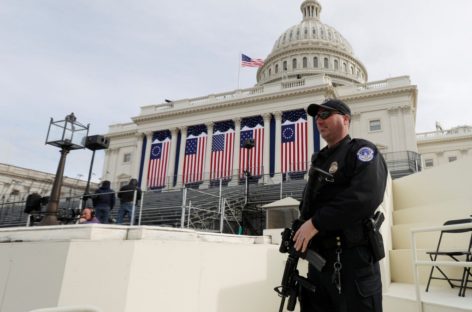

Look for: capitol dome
[257,0,368,86]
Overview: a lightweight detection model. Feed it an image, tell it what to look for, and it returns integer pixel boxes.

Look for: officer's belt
[316,234,369,250]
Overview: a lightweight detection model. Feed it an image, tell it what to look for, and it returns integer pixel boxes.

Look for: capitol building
[102,0,471,191]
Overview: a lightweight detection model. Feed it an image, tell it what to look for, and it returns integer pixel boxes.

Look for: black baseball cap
[307,98,351,117]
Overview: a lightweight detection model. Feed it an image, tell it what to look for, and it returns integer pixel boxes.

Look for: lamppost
[41,113,89,225]
[240,138,255,234]
[82,135,109,207]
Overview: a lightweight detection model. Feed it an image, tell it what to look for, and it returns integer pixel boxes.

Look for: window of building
[268,68,272,76]
[334,60,339,70]
[275,64,279,73]
[292,58,297,69]
[324,57,329,69]
[369,119,381,132]
[425,159,434,168]
[314,57,318,68]
[123,153,132,163]
[343,62,347,72]
[283,61,287,71]
[351,66,354,75]
[448,156,457,162]
[304,28,308,38]
[312,28,316,36]
[303,57,307,68]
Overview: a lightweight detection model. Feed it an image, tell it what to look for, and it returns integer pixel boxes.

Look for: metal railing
[410,222,472,312]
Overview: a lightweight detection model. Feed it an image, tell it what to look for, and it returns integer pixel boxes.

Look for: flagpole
[237,52,241,90]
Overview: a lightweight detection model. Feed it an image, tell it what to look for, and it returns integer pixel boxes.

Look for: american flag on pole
[281,110,308,173]
[241,53,264,67]
[240,116,264,178]
[148,130,171,188]
[183,125,207,184]
[210,121,235,180]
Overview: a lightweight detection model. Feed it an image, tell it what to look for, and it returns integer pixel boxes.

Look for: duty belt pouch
[364,212,385,262]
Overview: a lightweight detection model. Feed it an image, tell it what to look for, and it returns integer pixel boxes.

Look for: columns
[177,126,188,187]
[141,131,153,191]
[202,123,214,188]
[307,114,314,156]
[133,133,144,180]
[263,113,271,177]
[108,148,120,190]
[167,127,179,187]
[274,111,282,177]
[233,117,241,178]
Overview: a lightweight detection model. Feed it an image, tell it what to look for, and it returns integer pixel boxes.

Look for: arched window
[269,68,272,76]
[343,62,347,72]
[351,66,354,75]
[275,64,279,74]
[334,60,339,70]
[292,58,297,69]
[314,57,318,68]
[303,57,308,68]
[304,28,308,39]
[312,28,316,36]
[283,61,288,71]
[296,29,300,39]
[324,57,329,69]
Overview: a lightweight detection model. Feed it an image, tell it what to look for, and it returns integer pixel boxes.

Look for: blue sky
[1,0,471,182]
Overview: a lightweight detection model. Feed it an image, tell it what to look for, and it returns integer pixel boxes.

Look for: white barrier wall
[0,226,289,312]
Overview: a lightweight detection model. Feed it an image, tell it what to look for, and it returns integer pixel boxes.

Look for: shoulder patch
[357,146,375,162]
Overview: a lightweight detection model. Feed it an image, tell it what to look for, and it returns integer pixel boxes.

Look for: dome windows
[334,59,339,70]
[292,58,297,69]
[314,57,318,68]
[324,57,329,69]
[275,64,279,74]
[283,61,288,71]
[303,57,308,68]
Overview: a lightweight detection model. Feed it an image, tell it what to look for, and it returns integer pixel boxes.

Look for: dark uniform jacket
[301,135,388,248]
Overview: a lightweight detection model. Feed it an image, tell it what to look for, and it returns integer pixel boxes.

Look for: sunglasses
[315,110,344,120]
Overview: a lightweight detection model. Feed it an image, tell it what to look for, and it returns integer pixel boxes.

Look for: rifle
[274,219,326,312]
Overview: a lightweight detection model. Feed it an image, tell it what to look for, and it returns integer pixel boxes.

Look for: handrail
[410,222,472,312]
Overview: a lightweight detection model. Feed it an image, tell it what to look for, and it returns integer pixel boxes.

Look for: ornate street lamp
[41,113,89,225]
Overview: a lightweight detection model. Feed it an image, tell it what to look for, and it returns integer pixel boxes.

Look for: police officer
[293,98,388,312]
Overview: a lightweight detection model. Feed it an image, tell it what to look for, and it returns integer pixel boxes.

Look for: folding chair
[425,218,472,296]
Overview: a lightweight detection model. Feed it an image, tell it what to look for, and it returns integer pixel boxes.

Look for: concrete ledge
[0,225,128,242]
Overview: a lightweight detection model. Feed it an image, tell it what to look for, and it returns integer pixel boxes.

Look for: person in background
[92,180,115,224]
[116,178,142,224]
[78,207,100,224]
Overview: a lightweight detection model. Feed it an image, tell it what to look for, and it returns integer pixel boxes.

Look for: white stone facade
[0,163,96,204]
[103,75,418,190]
[417,125,472,169]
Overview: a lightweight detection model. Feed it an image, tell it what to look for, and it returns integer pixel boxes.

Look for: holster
[364,212,385,262]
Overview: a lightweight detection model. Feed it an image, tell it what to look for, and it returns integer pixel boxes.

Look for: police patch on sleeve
[357,146,375,162]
